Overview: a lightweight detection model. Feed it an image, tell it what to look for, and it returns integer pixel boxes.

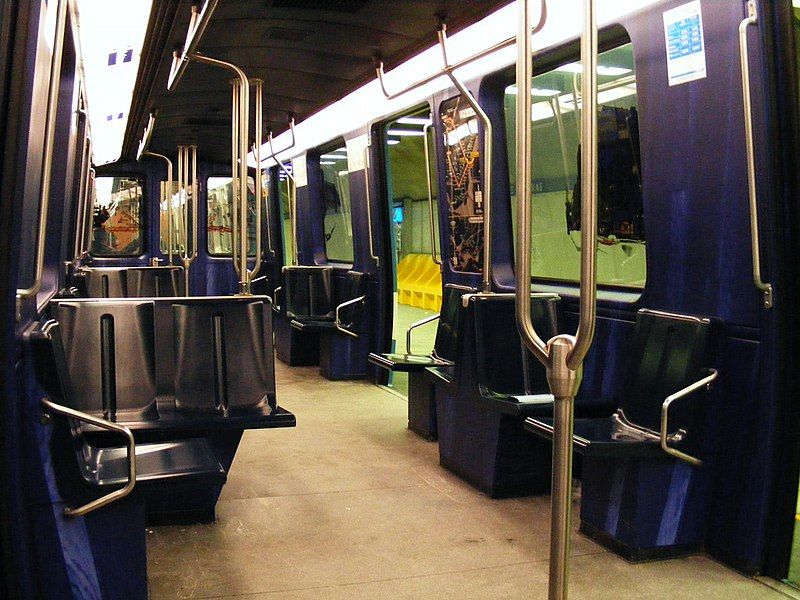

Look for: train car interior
[4,0,800,598]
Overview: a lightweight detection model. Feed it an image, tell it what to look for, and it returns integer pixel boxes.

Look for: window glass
[207,176,257,256]
[159,181,182,255]
[277,166,295,265]
[504,41,645,288]
[319,142,354,263]
[90,176,143,256]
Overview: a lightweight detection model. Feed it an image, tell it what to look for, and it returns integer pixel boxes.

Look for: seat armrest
[405,313,439,354]
[272,286,283,313]
[660,369,718,467]
[335,294,366,338]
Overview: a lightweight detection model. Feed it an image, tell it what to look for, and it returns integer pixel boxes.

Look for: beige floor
[147,363,791,599]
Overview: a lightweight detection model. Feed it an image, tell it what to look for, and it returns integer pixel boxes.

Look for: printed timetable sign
[663,1,707,86]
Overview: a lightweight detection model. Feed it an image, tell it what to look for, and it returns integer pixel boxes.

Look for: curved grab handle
[738,1,773,309]
[422,124,442,267]
[41,398,137,517]
[143,151,175,265]
[660,369,718,467]
[269,135,299,266]
[515,0,597,371]
[362,145,380,268]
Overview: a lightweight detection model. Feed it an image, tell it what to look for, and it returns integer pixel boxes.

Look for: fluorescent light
[320,153,347,159]
[506,85,561,97]
[320,160,336,165]
[556,63,631,76]
[77,0,153,165]
[387,129,426,137]
[387,139,400,145]
[396,116,432,126]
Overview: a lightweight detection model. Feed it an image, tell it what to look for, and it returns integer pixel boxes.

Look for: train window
[440,95,483,273]
[206,176,258,256]
[277,167,295,265]
[504,41,645,288]
[158,181,181,255]
[318,140,354,263]
[90,176,144,257]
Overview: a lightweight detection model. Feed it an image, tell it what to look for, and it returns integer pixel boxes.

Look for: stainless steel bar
[550,98,572,204]
[252,78,273,267]
[238,74,250,294]
[661,369,718,466]
[143,151,174,264]
[264,117,296,162]
[82,166,95,257]
[375,0,548,101]
[230,79,241,278]
[17,0,67,301]
[422,123,442,266]
[739,0,773,309]
[438,24,492,292]
[41,398,136,517]
[136,112,156,160]
[406,313,440,355]
[515,0,550,366]
[73,127,90,263]
[335,294,367,338]
[362,145,380,268]
[269,133,299,265]
[167,0,219,91]
[566,0,598,371]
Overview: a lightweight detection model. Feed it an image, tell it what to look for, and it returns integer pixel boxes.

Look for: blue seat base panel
[408,371,437,441]
[275,315,320,366]
[319,331,369,381]
[578,456,712,560]
[436,393,553,497]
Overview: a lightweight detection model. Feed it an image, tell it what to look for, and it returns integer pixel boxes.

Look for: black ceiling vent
[269,0,369,13]
[265,27,312,43]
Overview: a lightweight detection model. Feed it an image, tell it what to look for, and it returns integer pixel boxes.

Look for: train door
[380,108,440,396]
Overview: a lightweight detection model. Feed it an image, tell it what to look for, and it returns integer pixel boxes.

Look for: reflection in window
[206,176,257,256]
[90,176,143,256]
[504,41,645,288]
[319,143,354,263]
[277,166,295,265]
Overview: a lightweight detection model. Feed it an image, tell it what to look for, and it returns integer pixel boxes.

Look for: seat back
[621,309,713,432]
[126,266,183,297]
[431,284,473,362]
[56,300,158,421]
[284,266,334,320]
[78,267,127,298]
[173,300,276,414]
[472,294,561,397]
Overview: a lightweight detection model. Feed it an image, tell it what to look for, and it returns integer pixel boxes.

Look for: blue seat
[525,309,719,559]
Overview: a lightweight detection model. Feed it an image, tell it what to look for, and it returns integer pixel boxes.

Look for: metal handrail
[191,53,251,293]
[739,1,773,309]
[335,294,367,338]
[252,78,274,261]
[268,135,299,265]
[142,151,174,265]
[515,0,595,598]
[16,0,67,303]
[72,121,90,265]
[167,0,219,91]
[41,398,136,517]
[231,79,241,278]
[264,117,296,163]
[437,24,492,292]
[405,313,440,355]
[136,112,156,161]
[374,0,547,102]
[422,123,442,267]
[177,145,198,295]
[82,167,95,258]
[362,145,380,268]
[661,369,718,467]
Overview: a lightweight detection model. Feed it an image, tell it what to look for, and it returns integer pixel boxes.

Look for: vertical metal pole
[238,75,250,294]
[230,79,241,279]
[422,123,442,267]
